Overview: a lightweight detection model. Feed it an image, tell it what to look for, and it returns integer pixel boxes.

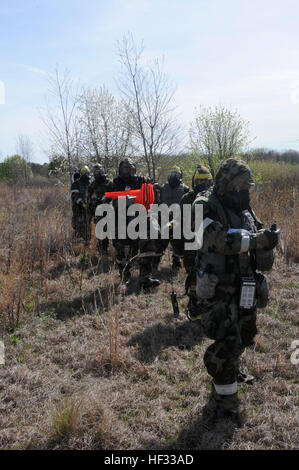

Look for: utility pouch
[255,248,274,272]
[239,277,256,309]
[255,273,269,308]
[196,271,219,300]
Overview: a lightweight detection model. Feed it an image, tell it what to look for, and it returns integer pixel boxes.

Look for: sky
[1,0,299,163]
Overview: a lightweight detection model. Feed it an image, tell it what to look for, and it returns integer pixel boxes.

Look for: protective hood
[215,158,254,197]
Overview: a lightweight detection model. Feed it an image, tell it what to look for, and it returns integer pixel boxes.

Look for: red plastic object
[105,183,155,212]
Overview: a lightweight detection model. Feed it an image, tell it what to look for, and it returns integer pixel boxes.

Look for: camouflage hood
[215,158,254,196]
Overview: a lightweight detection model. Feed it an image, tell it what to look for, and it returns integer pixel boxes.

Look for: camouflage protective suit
[181,165,213,274]
[88,175,113,253]
[157,172,189,269]
[192,158,279,418]
[111,161,160,288]
[70,172,91,242]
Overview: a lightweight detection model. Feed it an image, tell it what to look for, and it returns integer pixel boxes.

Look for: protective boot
[139,259,160,289]
[237,370,255,385]
[211,382,240,424]
[140,277,160,289]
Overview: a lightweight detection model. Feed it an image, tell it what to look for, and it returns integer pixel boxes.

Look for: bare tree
[116,33,180,181]
[16,134,34,184]
[189,105,252,177]
[78,86,133,173]
[41,67,80,184]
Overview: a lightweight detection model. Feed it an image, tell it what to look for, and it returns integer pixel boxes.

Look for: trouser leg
[76,210,91,243]
[201,299,241,411]
[171,239,184,269]
[113,239,135,282]
[183,249,196,274]
[138,238,160,288]
[202,300,257,411]
[97,237,109,253]
[152,238,169,271]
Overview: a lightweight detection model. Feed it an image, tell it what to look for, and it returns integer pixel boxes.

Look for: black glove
[263,228,280,250]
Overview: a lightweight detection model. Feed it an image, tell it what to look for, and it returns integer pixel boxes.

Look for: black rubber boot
[140,277,160,289]
[237,370,255,385]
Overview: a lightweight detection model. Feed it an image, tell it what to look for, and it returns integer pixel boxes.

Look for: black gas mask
[194,181,211,196]
[222,189,251,212]
[120,164,137,184]
[94,169,107,183]
[80,173,90,184]
[168,172,181,188]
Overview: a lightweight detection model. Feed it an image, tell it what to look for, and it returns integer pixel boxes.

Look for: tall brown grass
[252,177,299,263]
[0,184,74,330]
[0,171,298,331]
[0,174,298,450]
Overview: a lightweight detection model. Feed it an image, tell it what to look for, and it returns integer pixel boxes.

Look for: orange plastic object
[105,183,155,212]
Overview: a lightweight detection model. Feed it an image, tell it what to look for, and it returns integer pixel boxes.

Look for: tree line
[1,33,299,185]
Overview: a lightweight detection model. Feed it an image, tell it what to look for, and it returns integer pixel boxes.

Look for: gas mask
[194,180,212,196]
[168,172,181,188]
[120,165,137,184]
[222,189,251,212]
[80,173,90,184]
[94,169,107,183]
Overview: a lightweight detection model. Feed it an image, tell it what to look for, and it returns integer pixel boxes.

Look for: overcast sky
[1,0,299,163]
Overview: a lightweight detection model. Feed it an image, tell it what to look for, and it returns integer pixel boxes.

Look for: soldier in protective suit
[88,164,113,254]
[192,158,279,422]
[70,166,91,242]
[111,159,160,289]
[181,165,213,274]
[157,166,189,270]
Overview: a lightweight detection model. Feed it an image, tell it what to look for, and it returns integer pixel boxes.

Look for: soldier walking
[192,158,279,422]
[88,164,113,254]
[157,166,189,270]
[70,166,91,242]
[111,159,160,289]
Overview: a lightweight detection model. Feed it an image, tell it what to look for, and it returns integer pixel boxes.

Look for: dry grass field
[0,178,298,450]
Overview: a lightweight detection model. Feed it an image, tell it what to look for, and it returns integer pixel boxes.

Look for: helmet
[192,165,213,190]
[93,164,105,176]
[168,165,182,188]
[80,165,90,176]
[215,158,254,196]
[119,159,136,176]
[169,165,182,177]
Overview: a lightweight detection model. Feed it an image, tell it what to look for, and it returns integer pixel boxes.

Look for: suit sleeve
[70,181,80,205]
[193,199,252,255]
